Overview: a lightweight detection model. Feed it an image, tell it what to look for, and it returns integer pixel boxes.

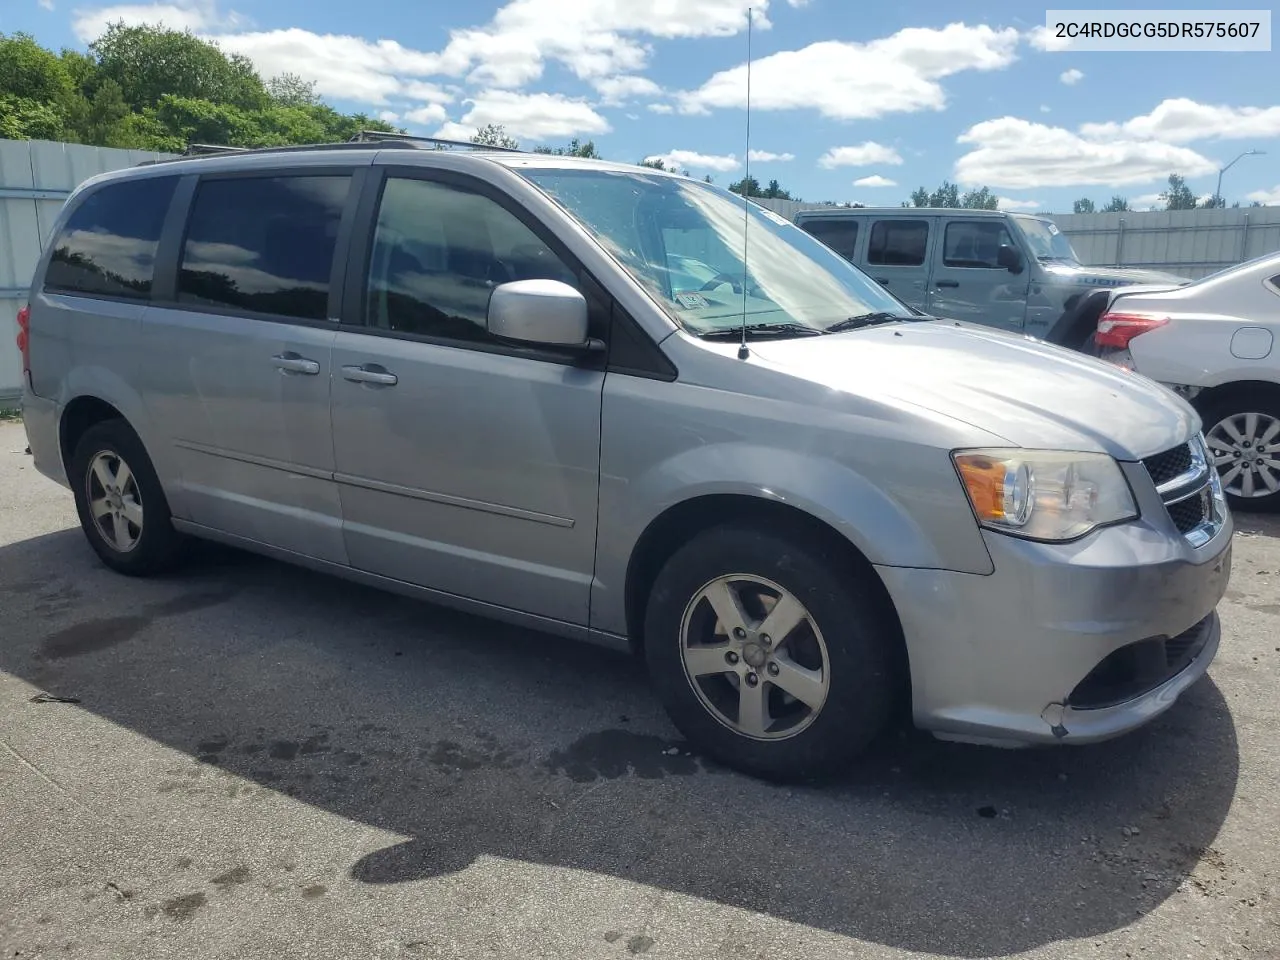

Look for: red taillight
[16,305,30,375]
[1095,311,1169,350]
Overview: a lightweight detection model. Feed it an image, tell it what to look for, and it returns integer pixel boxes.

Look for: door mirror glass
[997,244,1023,274]
[487,279,589,347]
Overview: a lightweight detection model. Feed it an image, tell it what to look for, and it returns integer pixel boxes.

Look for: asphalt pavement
[0,420,1276,960]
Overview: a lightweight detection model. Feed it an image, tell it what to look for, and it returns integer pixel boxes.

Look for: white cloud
[441,90,610,141]
[1059,68,1083,85]
[39,0,55,9]
[955,116,1217,188]
[403,104,448,126]
[647,103,674,114]
[818,142,903,168]
[996,197,1040,211]
[643,149,741,172]
[1026,25,1070,52]
[677,22,1021,120]
[592,75,663,106]
[853,175,897,187]
[1130,193,1165,211]
[1039,104,1051,113]
[378,110,400,123]
[73,0,768,110]
[433,0,768,88]
[72,0,241,41]
[1079,98,1280,145]
[1246,185,1280,205]
[214,28,449,105]
[748,150,794,162]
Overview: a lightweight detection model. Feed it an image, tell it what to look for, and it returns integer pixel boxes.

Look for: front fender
[591,440,994,637]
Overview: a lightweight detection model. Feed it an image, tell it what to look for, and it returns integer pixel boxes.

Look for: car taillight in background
[1095,311,1169,350]
[16,305,30,377]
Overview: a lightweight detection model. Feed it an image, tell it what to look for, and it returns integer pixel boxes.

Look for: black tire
[643,521,901,783]
[1198,389,1280,513]
[69,419,184,576]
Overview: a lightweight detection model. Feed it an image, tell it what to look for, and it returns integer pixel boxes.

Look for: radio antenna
[737,6,754,361]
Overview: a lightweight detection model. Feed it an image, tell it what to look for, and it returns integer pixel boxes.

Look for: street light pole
[1216,149,1265,207]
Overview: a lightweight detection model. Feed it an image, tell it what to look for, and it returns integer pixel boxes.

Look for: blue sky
[6,0,1278,211]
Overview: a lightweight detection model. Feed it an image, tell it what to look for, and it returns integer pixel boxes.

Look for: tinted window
[366,177,578,341]
[800,219,859,260]
[178,175,350,320]
[943,221,1015,268]
[44,176,177,300]
[867,220,928,266]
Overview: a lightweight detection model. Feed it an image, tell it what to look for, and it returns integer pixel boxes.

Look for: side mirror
[487,279,593,348]
[997,244,1024,274]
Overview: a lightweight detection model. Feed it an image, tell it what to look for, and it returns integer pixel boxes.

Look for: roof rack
[347,129,523,152]
[136,130,525,166]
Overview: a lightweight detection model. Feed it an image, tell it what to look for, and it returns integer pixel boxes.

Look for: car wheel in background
[1200,390,1280,513]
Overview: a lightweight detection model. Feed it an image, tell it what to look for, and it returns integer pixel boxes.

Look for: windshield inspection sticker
[1048,222,1061,235]
[676,293,710,308]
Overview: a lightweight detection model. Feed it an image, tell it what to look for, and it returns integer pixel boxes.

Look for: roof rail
[135,131,525,166]
[347,129,524,152]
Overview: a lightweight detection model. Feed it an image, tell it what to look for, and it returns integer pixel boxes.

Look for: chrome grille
[1142,435,1224,547]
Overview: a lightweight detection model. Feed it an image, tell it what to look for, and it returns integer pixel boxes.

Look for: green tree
[1073,197,1096,214]
[960,186,999,209]
[729,176,797,200]
[1102,195,1130,212]
[532,138,600,158]
[0,26,398,151]
[471,123,520,149]
[639,157,667,169]
[266,72,319,107]
[1160,173,1199,211]
[91,23,268,111]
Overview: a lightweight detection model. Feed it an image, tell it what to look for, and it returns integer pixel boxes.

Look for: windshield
[515,167,917,336]
[1013,216,1079,262]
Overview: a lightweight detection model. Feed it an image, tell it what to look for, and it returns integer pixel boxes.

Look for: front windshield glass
[1014,216,1080,262]
[515,167,917,336]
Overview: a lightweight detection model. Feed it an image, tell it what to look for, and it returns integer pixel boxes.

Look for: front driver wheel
[1201,391,1280,513]
[643,521,901,782]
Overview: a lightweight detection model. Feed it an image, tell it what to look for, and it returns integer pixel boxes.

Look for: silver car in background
[1092,251,1280,512]
[17,142,1233,781]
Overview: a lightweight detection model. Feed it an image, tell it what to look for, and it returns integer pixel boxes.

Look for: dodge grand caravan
[795,207,1189,340]
[17,139,1233,781]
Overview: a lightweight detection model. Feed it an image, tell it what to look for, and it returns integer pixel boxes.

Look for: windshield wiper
[824,311,912,333]
[699,322,826,340]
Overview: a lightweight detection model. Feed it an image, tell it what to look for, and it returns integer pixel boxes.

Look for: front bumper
[876,497,1233,747]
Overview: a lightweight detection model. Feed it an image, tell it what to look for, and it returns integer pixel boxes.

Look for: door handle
[342,364,398,386]
[935,280,960,288]
[272,353,320,375]
[874,277,890,286]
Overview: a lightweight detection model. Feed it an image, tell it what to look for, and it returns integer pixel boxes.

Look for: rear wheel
[69,420,184,575]
[1200,391,1280,512]
[643,521,900,782]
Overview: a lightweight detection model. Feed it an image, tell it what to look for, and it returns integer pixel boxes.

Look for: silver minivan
[17,140,1233,781]
[794,207,1189,339]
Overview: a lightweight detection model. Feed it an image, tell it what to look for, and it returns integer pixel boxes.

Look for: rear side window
[867,219,928,266]
[44,176,177,300]
[178,175,351,321]
[943,221,1015,268]
[800,219,859,260]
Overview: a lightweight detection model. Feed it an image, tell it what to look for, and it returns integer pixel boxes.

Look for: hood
[748,321,1199,461]
[1044,262,1191,288]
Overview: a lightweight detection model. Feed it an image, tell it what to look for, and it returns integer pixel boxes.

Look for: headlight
[952,449,1137,542]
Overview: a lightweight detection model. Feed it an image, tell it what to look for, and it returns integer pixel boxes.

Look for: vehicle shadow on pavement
[0,528,1241,958]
